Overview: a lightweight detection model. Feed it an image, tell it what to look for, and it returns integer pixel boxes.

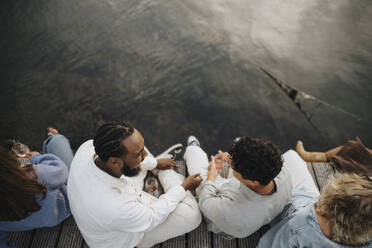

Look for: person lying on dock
[297,137,372,177]
[0,127,73,248]
[184,136,319,239]
[67,121,202,248]
[258,173,372,248]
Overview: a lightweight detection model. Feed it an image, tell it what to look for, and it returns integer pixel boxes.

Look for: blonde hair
[315,173,372,245]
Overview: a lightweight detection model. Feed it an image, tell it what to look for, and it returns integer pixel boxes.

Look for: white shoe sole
[155,143,183,159]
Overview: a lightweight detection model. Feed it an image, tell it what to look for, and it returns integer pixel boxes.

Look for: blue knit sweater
[0,154,71,247]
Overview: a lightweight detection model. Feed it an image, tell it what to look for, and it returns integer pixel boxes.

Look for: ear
[249,180,260,187]
[107,157,123,168]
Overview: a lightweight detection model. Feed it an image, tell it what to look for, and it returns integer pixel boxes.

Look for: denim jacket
[258,189,372,248]
[0,154,71,247]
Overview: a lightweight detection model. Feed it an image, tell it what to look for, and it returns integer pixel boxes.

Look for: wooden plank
[29,224,62,248]
[152,244,161,248]
[212,233,236,248]
[259,224,270,236]
[311,162,335,190]
[306,162,320,190]
[161,235,186,248]
[175,160,187,177]
[188,219,210,248]
[56,216,84,248]
[82,241,89,248]
[7,230,34,248]
[237,230,261,248]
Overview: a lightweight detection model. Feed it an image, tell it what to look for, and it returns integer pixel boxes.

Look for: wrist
[207,175,217,183]
[181,183,189,191]
[156,159,163,169]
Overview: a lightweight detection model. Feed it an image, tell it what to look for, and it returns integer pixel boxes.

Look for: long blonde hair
[316,173,372,245]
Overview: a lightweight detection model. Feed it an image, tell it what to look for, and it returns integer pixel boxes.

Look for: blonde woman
[258,173,372,247]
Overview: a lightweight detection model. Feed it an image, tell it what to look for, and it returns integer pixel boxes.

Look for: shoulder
[69,140,94,171]
[74,140,94,157]
[284,204,315,234]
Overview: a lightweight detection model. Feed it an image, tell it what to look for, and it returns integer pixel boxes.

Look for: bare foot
[47,126,59,136]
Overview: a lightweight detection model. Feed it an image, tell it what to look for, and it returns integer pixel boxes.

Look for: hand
[207,155,223,183]
[156,158,175,170]
[182,173,203,191]
[214,150,231,164]
[26,151,39,158]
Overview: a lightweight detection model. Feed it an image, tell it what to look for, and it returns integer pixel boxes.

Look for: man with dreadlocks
[67,121,202,248]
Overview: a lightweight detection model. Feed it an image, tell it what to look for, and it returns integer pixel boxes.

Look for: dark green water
[1,0,371,155]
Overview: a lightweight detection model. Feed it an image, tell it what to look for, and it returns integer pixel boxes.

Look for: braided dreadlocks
[93,121,134,162]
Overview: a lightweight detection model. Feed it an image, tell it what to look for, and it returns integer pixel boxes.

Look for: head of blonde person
[315,173,372,246]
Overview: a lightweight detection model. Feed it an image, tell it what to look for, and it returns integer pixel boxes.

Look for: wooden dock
[8,161,335,248]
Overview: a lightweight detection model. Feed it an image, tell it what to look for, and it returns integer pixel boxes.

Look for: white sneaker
[187,136,200,147]
[155,143,183,159]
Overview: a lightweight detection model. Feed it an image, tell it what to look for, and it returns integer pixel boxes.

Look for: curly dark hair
[93,121,134,162]
[229,137,283,185]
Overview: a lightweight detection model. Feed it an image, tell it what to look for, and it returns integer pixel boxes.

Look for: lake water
[0,0,371,155]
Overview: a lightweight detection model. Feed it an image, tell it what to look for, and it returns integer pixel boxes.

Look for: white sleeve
[140,155,158,170]
[110,185,187,232]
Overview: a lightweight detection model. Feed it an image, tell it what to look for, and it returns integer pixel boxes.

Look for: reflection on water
[0,0,371,155]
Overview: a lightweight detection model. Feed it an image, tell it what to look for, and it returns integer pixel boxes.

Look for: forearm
[146,185,187,231]
[198,181,219,209]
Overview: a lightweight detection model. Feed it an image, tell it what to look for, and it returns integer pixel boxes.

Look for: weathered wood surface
[311,162,335,190]
[8,161,335,248]
[29,225,62,248]
[237,230,262,248]
[188,219,211,248]
[8,230,34,248]
[212,234,237,248]
[57,216,84,248]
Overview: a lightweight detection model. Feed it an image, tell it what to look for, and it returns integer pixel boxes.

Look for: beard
[122,163,141,177]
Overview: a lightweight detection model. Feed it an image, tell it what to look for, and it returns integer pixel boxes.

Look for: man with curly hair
[183,136,319,238]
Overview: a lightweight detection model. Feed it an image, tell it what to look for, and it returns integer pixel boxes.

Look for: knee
[184,146,207,161]
[283,149,297,156]
[180,195,202,230]
[283,149,304,162]
[50,134,68,143]
[186,207,202,231]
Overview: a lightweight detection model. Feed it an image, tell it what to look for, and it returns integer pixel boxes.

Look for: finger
[211,156,216,166]
[192,173,201,178]
[214,153,223,159]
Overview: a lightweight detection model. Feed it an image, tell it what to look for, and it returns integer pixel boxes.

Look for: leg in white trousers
[137,151,202,248]
[183,146,231,196]
[282,150,319,197]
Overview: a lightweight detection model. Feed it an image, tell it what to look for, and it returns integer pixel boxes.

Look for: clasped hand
[207,151,230,182]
